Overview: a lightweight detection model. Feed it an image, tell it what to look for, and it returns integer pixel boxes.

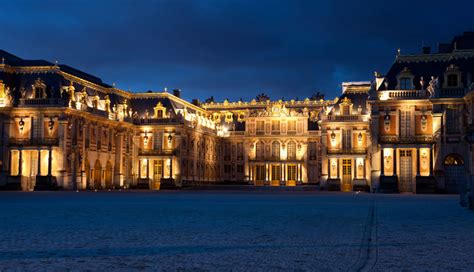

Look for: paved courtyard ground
[0,191,473,271]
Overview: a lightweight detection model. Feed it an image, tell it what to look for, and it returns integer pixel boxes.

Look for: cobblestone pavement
[0,191,472,271]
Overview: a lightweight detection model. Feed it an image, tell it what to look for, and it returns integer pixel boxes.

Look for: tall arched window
[256,141,264,160]
[272,141,280,160]
[287,141,296,160]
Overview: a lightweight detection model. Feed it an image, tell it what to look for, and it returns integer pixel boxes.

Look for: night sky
[1,0,473,102]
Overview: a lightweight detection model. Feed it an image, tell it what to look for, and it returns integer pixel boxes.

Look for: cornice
[396,49,474,63]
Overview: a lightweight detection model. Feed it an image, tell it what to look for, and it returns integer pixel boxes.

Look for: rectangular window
[400,77,412,90]
[271,120,280,134]
[256,121,265,135]
[342,129,351,151]
[287,120,296,133]
[400,110,412,138]
[237,164,244,173]
[256,165,266,181]
[447,74,458,87]
[236,142,243,160]
[446,109,460,134]
[224,142,231,161]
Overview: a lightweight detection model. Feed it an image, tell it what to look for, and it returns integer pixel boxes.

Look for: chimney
[173,89,181,98]
[422,46,431,54]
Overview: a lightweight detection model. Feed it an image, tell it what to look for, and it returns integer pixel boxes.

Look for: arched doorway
[444,154,465,193]
[105,161,113,189]
[93,160,102,189]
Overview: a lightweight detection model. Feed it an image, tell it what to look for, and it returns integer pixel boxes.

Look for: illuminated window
[287,121,296,133]
[256,141,264,160]
[256,121,265,134]
[287,141,296,160]
[342,129,351,151]
[256,165,265,180]
[271,141,280,159]
[271,120,280,133]
[400,77,412,90]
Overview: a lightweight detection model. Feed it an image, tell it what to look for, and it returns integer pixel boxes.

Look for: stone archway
[443,154,466,194]
[93,160,102,189]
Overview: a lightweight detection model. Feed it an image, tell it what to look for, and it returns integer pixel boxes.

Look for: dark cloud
[1,0,473,101]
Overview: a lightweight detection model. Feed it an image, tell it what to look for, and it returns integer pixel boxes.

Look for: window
[224,164,231,173]
[342,129,351,151]
[256,141,264,160]
[447,74,458,87]
[400,77,412,90]
[287,141,296,160]
[256,165,266,181]
[256,121,265,134]
[224,142,231,161]
[157,110,163,118]
[271,120,280,133]
[237,164,244,173]
[309,142,317,160]
[446,109,460,134]
[400,110,412,138]
[271,141,280,160]
[236,142,243,160]
[287,121,296,133]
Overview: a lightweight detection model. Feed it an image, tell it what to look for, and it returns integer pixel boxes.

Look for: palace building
[1,32,474,199]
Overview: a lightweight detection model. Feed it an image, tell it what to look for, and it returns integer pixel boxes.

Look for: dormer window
[443,64,462,88]
[32,78,47,99]
[400,77,412,90]
[397,67,414,90]
[447,74,458,87]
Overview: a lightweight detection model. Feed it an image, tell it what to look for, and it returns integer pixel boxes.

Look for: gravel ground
[0,191,472,271]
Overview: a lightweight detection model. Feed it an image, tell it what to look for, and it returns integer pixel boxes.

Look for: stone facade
[1,32,474,201]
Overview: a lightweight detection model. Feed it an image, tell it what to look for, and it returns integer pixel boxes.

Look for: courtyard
[0,191,473,271]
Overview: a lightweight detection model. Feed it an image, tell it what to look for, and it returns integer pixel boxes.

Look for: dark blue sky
[1,0,473,101]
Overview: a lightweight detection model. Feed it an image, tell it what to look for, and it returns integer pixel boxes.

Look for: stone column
[429,146,434,176]
[381,148,385,176]
[393,148,397,176]
[138,159,141,179]
[48,147,52,176]
[37,149,41,176]
[18,149,22,176]
[416,148,420,176]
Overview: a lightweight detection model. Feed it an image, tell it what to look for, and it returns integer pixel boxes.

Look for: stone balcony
[379,135,435,144]
[18,98,66,107]
[138,148,176,156]
[327,148,367,155]
[8,137,59,147]
[378,90,428,100]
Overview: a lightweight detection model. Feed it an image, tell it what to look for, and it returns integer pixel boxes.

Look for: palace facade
[1,32,474,200]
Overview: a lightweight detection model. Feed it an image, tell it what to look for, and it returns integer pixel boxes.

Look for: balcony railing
[379,135,434,144]
[138,149,176,156]
[9,137,59,147]
[327,148,367,155]
[378,90,427,100]
[19,98,65,107]
[134,118,182,125]
[327,115,361,121]
[439,87,465,98]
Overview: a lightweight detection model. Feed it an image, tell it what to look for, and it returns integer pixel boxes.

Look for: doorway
[399,150,414,192]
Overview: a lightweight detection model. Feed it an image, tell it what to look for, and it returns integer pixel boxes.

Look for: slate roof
[381,32,474,91]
